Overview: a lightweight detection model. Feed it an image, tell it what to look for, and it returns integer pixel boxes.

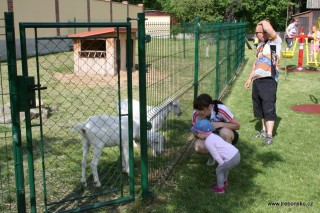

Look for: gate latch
[17,76,47,112]
[146,121,152,130]
[145,34,151,43]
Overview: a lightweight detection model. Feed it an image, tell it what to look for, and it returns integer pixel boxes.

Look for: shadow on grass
[252,116,282,137]
[139,136,285,213]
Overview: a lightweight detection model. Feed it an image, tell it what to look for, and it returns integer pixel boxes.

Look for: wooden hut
[69,27,137,76]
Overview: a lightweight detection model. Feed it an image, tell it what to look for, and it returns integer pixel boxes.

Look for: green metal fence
[138,14,246,195]
[1,12,246,211]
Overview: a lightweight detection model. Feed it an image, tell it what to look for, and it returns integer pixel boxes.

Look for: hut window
[79,40,106,58]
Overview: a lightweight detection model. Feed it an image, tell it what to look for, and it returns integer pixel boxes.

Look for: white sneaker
[206,156,216,166]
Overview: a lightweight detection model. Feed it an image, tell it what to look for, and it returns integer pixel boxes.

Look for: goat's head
[168,99,182,116]
[147,131,165,156]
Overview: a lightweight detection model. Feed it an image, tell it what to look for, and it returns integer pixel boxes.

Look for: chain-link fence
[142,17,246,190]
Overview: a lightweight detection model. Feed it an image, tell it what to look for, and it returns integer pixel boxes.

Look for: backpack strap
[270,44,276,78]
[257,39,277,79]
[212,100,223,115]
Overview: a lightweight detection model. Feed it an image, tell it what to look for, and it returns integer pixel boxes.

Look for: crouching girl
[191,119,240,193]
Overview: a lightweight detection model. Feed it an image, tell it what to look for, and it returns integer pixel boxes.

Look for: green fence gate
[3,12,136,212]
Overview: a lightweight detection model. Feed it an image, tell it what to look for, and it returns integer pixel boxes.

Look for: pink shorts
[310,41,319,51]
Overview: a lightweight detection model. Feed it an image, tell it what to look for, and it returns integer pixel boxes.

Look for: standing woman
[244,20,282,145]
[285,18,299,51]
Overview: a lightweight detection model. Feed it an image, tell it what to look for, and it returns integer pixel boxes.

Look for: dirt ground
[53,70,140,88]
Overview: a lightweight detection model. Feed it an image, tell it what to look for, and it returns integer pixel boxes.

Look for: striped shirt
[192,104,234,125]
[253,35,282,81]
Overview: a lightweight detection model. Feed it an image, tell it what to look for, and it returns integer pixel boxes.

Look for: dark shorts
[285,37,293,48]
[252,77,277,121]
[213,129,239,145]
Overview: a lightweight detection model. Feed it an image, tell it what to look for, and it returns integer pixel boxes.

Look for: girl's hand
[211,122,223,129]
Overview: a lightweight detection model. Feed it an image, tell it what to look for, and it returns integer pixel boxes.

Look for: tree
[112,0,308,33]
[157,0,288,31]
[233,0,290,32]
[158,0,225,22]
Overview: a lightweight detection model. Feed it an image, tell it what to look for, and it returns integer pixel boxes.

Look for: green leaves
[118,0,307,32]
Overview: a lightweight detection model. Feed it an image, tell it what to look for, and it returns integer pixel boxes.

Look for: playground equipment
[305,17,320,66]
[293,27,310,70]
[282,27,320,68]
[282,38,299,58]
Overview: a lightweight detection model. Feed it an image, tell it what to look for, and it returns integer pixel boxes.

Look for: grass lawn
[118,44,320,213]
[1,37,319,213]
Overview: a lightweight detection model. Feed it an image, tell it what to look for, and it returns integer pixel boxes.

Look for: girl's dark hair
[193,93,223,115]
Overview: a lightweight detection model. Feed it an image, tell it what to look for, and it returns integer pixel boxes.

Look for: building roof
[145,10,171,16]
[292,10,313,17]
[307,0,320,9]
[68,27,137,38]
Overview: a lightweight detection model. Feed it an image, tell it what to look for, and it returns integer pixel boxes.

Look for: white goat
[119,98,182,131]
[70,114,164,187]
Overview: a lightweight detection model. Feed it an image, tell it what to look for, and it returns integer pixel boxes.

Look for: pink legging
[215,152,240,187]
[310,41,319,52]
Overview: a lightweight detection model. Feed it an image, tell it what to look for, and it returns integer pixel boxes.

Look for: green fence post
[183,21,186,59]
[193,16,200,100]
[137,12,151,198]
[241,22,246,66]
[215,22,221,99]
[236,24,240,70]
[19,23,37,213]
[126,19,135,199]
[226,22,231,83]
[5,12,27,213]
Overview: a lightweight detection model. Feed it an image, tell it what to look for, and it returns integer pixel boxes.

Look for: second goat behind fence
[119,98,182,131]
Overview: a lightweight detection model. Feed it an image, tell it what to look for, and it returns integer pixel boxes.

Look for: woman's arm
[259,20,277,40]
[212,117,240,130]
[245,58,258,89]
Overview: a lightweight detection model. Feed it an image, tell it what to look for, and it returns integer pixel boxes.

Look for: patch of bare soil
[53,71,140,88]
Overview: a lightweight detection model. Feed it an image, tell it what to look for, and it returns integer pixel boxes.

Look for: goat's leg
[121,140,130,174]
[91,146,103,187]
[147,131,165,156]
[81,137,90,187]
